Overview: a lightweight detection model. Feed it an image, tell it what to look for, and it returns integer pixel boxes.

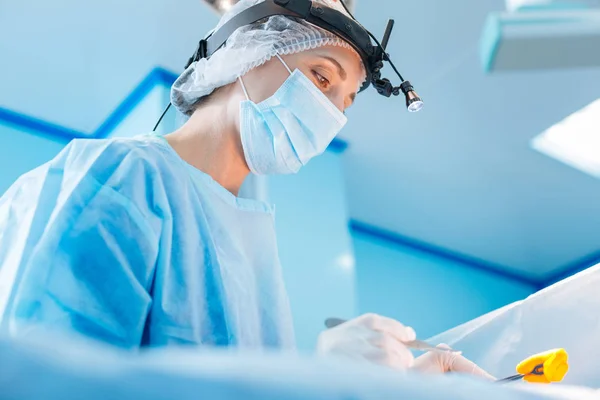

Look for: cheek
[243,62,290,103]
[332,96,345,112]
[251,80,282,103]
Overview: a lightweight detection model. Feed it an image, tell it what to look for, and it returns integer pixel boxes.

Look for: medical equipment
[498,349,569,384]
[324,318,459,354]
[481,7,600,72]
[155,0,423,130]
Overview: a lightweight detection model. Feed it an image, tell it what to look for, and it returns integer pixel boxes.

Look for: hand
[412,344,495,380]
[316,313,417,370]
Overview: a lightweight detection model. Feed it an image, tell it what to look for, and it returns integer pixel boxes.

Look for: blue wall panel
[0,125,67,194]
[269,152,356,351]
[353,231,536,340]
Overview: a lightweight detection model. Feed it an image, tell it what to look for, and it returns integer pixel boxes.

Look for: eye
[312,70,331,90]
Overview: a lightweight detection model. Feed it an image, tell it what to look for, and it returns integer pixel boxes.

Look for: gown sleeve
[0,140,161,348]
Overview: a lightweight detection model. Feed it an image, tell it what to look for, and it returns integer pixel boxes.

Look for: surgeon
[0,0,492,379]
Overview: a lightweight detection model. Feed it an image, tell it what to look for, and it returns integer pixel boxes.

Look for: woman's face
[240,45,366,113]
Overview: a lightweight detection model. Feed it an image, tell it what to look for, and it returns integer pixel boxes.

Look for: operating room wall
[0,125,67,193]
[269,151,357,351]
[352,232,536,340]
[266,144,537,348]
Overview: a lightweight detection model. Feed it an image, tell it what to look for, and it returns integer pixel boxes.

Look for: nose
[334,93,346,113]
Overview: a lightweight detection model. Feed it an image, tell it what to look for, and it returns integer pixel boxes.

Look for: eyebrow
[317,55,357,107]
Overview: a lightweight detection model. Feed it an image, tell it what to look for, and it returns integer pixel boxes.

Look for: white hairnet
[171,0,364,116]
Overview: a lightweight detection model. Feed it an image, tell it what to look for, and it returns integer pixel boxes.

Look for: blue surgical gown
[0,135,295,349]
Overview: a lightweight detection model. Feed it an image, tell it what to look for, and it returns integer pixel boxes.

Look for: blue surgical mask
[238,55,347,175]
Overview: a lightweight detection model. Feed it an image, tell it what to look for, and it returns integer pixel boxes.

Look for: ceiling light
[532,98,600,178]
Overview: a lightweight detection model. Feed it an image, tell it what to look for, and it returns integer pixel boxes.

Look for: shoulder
[52,135,179,185]
[45,136,184,224]
[56,136,167,168]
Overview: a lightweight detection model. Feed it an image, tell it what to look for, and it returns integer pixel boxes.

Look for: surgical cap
[171,0,364,116]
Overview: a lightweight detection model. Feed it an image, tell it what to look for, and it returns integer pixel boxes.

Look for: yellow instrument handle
[516,348,569,384]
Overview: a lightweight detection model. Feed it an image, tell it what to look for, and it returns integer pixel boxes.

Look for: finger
[392,340,415,368]
[358,314,417,342]
[411,351,444,374]
[388,334,415,368]
[449,354,496,380]
[435,343,463,356]
[389,347,415,369]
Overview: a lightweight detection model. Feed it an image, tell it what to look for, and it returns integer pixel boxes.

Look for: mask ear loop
[238,76,250,101]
